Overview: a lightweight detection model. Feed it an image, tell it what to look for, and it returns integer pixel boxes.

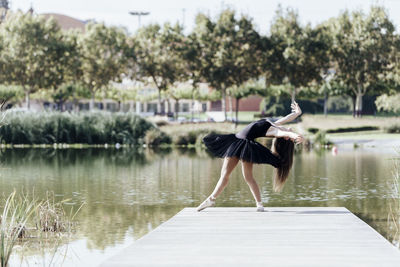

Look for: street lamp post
[129,11,150,115]
[129,11,150,28]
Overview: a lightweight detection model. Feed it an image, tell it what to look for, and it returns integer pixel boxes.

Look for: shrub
[172,129,214,146]
[173,134,190,146]
[385,124,400,134]
[307,127,319,134]
[326,126,379,133]
[154,120,169,127]
[145,129,172,146]
[0,111,154,145]
[313,130,333,146]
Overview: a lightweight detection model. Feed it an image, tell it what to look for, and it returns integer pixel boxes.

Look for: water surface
[0,146,398,266]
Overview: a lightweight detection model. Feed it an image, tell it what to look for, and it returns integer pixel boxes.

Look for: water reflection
[0,146,399,266]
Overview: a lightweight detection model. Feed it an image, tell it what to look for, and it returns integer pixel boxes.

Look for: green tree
[328,6,398,117]
[0,12,67,109]
[168,86,192,119]
[193,9,263,121]
[228,79,265,125]
[78,22,128,110]
[266,6,331,102]
[0,85,23,109]
[180,30,203,121]
[132,22,185,114]
[100,86,137,112]
[375,93,400,114]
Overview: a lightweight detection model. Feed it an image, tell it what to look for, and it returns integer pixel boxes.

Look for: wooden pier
[101,207,400,267]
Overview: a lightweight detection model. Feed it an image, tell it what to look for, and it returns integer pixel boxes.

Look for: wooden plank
[101,207,400,267]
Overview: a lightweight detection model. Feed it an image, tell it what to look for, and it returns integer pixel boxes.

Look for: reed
[0,191,39,267]
[388,149,400,248]
[0,191,84,267]
[0,111,154,145]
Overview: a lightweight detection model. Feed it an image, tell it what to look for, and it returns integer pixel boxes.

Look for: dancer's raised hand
[293,134,304,145]
[291,101,302,115]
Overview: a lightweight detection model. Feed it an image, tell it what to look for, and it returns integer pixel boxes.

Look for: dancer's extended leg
[241,160,262,203]
[197,157,239,212]
[210,156,239,199]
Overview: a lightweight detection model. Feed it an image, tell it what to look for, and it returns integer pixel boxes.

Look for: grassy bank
[299,114,400,131]
[1,112,399,147]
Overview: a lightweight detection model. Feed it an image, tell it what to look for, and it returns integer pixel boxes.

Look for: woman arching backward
[197,101,304,212]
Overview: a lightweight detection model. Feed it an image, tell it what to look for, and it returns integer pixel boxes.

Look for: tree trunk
[157,90,162,114]
[191,91,195,122]
[229,96,233,121]
[25,90,30,110]
[235,97,239,127]
[136,100,141,114]
[291,88,296,102]
[89,91,95,110]
[166,99,171,115]
[323,89,328,117]
[175,100,179,120]
[355,91,363,118]
[73,98,79,112]
[221,88,227,122]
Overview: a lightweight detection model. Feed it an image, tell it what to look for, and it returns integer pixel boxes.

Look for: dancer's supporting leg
[209,156,239,199]
[241,160,262,203]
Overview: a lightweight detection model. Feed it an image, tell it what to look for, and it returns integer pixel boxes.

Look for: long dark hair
[271,137,295,192]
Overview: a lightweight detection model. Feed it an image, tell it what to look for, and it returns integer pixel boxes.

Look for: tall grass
[0,111,154,145]
[388,149,400,248]
[313,130,333,147]
[0,191,38,267]
[0,191,84,267]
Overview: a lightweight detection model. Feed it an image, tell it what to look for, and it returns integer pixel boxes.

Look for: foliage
[0,12,77,109]
[132,23,185,113]
[169,129,212,146]
[266,6,331,101]
[327,95,353,113]
[0,111,153,145]
[145,129,172,146]
[313,130,333,146]
[0,191,38,267]
[192,9,264,121]
[307,127,319,134]
[0,190,84,267]
[375,94,400,114]
[0,6,399,118]
[308,126,379,134]
[0,85,23,108]
[326,6,398,116]
[262,95,322,116]
[326,126,379,133]
[384,124,400,134]
[78,22,128,110]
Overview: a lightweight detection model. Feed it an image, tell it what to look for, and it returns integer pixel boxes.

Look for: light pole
[129,11,150,115]
[129,11,150,28]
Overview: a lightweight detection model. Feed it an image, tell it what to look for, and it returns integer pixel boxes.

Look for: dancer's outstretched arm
[273,101,302,125]
[265,126,304,145]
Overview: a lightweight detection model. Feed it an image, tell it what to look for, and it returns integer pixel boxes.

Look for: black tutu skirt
[202,133,282,168]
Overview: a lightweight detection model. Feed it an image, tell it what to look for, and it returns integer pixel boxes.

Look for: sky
[9,0,400,35]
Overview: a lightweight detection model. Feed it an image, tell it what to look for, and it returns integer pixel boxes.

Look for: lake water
[1,146,399,266]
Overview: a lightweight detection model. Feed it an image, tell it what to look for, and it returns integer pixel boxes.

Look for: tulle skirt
[202,133,281,168]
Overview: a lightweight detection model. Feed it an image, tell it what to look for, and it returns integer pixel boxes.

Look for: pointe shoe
[197,196,216,212]
[256,202,264,212]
